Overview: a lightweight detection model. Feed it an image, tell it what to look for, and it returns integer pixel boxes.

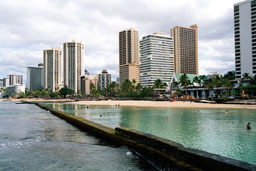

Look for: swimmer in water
[197,109,200,112]
[225,110,229,114]
[247,122,251,130]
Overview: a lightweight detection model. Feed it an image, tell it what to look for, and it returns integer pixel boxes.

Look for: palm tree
[154,79,163,88]
[179,74,190,95]
[242,73,252,81]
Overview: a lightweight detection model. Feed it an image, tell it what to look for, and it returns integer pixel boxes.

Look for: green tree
[17,91,26,98]
[224,71,235,80]
[153,79,167,89]
[179,74,190,95]
[242,73,252,81]
[59,86,75,98]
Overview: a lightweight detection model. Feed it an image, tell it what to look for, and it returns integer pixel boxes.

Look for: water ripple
[0,137,45,150]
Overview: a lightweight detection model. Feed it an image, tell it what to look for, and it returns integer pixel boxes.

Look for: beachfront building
[3,78,9,87]
[119,28,140,86]
[0,79,3,88]
[63,40,85,94]
[98,69,111,90]
[26,64,44,90]
[170,73,237,99]
[81,75,98,95]
[140,32,174,87]
[7,74,23,86]
[171,25,198,74]
[43,48,62,91]
[234,0,256,78]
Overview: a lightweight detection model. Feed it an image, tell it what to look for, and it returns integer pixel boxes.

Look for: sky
[0,0,242,81]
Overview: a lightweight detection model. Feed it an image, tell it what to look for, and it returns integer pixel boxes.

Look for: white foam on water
[0,136,46,150]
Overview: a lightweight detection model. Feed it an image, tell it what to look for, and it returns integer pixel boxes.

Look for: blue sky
[0,0,242,81]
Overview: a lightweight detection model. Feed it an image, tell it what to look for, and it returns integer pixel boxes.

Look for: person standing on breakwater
[247,122,251,130]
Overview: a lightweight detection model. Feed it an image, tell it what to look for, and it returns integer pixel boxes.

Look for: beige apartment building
[119,28,140,85]
[43,48,62,91]
[63,40,85,93]
[171,24,198,74]
[81,75,98,95]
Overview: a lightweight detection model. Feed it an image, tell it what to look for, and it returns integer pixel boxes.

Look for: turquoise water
[0,101,155,170]
[47,103,256,165]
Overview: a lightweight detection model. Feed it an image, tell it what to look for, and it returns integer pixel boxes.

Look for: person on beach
[247,122,251,130]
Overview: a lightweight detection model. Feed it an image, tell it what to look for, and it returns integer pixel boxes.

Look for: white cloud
[0,0,242,81]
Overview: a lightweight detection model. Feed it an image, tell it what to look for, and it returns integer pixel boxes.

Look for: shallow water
[0,101,156,171]
[47,103,256,165]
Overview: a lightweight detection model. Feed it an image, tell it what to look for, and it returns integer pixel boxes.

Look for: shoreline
[68,100,256,109]
[2,98,256,109]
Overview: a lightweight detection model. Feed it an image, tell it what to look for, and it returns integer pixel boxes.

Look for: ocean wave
[0,136,45,149]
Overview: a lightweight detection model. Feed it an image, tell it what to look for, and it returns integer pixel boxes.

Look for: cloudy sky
[0,0,242,81]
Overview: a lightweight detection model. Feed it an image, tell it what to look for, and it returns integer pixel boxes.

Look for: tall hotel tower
[234,0,256,78]
[171,25,198,74]
[119,28,140,86]
[63,40,85,93]
[140,33,175,87]
[43,48,62,91]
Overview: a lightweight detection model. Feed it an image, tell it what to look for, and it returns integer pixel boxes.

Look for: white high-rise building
[63,40,85,93]
[43,48,62,91]
[7,74,23,86]
[140,33,175,87]
[234,0,256,78]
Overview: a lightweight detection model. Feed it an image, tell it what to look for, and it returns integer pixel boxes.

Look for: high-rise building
[234,0,256,78]
[26,64,44,90]
[171,24,198,74]
[43,48,62,91]
[3,78,9,87]
[84,69,90,76]
[63,40,85,93]
[140,33,175,87]
[119,28,140,85]
[81,75,98,95]
[98,69,111,90]
[7,74,23,86]
[0,79,3,88]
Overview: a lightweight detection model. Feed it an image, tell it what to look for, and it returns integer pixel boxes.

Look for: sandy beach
[68,100,256,109]
[2,98,256,109]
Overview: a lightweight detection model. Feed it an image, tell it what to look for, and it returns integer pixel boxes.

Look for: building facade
[81,75,98,95]
[0,79,3,88]
[3,78,9,87]
[98,69,111,90]
[171,25,198,74]
[63,40,85,93]
[7,74,23,86]
[234,0,256,78]
[140,33,175,87]
[43,48,62,91]
[119,28,140,85]
[26,64,44,90]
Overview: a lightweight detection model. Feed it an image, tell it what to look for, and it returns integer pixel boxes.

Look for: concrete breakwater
[29,102,256,170]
